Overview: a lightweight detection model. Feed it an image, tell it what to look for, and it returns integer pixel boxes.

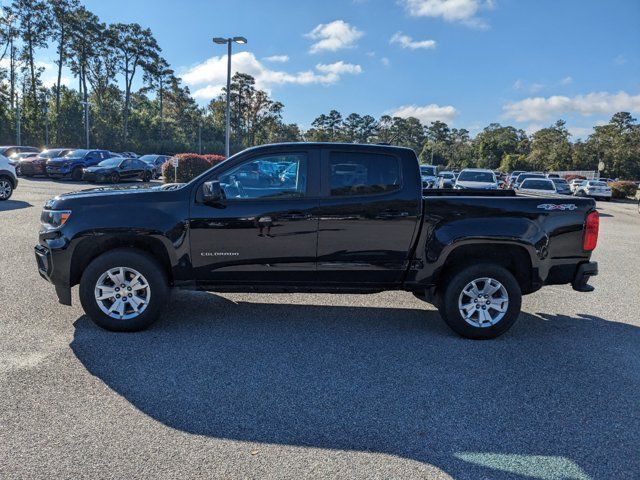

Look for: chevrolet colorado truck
[35,143,599,339]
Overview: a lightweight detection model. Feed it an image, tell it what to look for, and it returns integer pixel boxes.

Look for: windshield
[551,178,568,185]
[590,181,607,187]
[97,158,122,168]
[139,155,157,162]
[64,149,89,159]
[420,166,436,176]
[522,179,554,190]
[458,171,495,182]
[439,172,455,179]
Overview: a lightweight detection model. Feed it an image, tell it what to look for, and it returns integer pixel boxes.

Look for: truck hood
[45,183,185,208]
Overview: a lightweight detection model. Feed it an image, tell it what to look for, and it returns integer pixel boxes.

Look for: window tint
[219,154,307,200]
[329,152,400,196]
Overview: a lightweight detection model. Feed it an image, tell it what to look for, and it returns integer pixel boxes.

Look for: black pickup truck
[35,143,599,339]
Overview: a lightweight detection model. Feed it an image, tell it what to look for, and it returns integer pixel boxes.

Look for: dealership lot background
[1,178,639,479]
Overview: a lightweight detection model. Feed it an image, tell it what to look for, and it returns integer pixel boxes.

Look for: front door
[189,150,320,285]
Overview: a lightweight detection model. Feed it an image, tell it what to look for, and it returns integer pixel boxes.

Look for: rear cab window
[328,151,401,197]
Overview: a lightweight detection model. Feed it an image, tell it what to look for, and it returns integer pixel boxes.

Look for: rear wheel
[110,172,120,184]
[0,177,13,200]
[437,263,522,339]
[142,170,151,182]
[79,249,169,332]
[71,167,83,181]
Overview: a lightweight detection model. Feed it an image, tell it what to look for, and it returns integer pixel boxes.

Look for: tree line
[1,1,639,179]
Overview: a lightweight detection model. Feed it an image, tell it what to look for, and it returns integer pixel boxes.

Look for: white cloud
[613,54,627,66]
[1,59,72,89]
[503,91,640,122]
[390,103,458,123]
[305,20,364,53]
[560,76,573,85]
[513,78,544,93]
[381,57,390,67]
[182,52,362,100]
[401,0,494,28]
[390,32,437,50]
[263,55,289,63]
[316,61,363,75]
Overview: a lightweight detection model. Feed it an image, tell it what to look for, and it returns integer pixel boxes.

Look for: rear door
[315,148,422,285]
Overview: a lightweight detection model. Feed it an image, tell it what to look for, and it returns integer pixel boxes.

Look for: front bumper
[572,261,598,292]
[35,242,72,305]
[19,162,46,175]
[46,166,71,177]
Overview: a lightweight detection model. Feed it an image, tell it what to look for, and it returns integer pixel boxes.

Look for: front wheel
[71,167,83,181]
[110,172,120,184]
[142,170,151,182]
[437,264,522,339]
[79,249,169,332]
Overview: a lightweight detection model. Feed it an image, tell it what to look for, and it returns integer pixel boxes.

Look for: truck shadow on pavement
[71,292,639,480]
[0,200,31,212]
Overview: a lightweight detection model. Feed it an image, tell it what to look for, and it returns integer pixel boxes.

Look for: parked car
[0,145,40,166]
[17,148,73,177]
[139,154,170,178]
[82,157,155,183]
[420,165,438,188]
[546,173,561,178]
[516,178,557,195]
[506,170,526,188]
[514,172,545,189]
[574,180,612,201]
[437,171,456,188]
[120,151,139,158]
[454,168,498,189]
[569,179,586,193]
[0,153,18,200]
[35,142,599,339]
[46,149,116,180]
[549,177,572,195]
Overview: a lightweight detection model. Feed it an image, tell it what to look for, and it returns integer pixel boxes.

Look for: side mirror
[203,180,223,203]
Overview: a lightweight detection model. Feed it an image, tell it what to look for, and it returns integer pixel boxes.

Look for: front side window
[329,152,400,197]
[218,153,307,200]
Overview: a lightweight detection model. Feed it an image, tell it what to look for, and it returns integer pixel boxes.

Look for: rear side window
[329,152,400,197]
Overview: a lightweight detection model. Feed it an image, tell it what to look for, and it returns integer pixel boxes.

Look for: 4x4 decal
[537,203,577,211]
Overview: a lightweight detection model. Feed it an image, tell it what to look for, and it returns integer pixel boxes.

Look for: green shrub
[162,153,226,183]
[609,181,638,199]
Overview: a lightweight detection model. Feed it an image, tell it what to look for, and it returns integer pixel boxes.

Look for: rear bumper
[572,261,598,292]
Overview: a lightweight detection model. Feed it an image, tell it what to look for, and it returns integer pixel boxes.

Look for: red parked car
[18,148,73,177]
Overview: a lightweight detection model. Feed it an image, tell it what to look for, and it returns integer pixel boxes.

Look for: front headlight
[41,210,71,229]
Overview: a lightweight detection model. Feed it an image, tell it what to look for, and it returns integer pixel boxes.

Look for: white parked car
[454,168,498,189]
[569,179,586,193]
[420,165,438,188]
[0,153,18,200]
[574,180,612,200]
[517,178,557,195]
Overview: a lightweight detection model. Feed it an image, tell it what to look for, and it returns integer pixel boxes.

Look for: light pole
[80,100,90,149]
[213,36,247,157]
[15,93,21,145]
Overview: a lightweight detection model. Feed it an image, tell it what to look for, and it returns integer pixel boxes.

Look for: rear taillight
[583,210,599,251]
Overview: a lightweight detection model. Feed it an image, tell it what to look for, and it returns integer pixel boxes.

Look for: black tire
[110,172,120,184]
[71,167,83,181]
[437,263,522,339]
[79,249,169,332]
[142,170,151,182]
[0,176,13,201]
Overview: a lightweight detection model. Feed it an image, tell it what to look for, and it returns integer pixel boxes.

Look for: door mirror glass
[203,180,223,203]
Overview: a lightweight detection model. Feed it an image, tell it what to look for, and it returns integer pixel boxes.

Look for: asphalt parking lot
[1,177,639,480]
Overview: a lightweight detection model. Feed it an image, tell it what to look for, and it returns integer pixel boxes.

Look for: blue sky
[72,0,640,137]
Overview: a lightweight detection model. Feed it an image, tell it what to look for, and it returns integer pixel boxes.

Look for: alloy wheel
[0,180,12,199]
[458,277,509,328]
[94,267,151,320]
